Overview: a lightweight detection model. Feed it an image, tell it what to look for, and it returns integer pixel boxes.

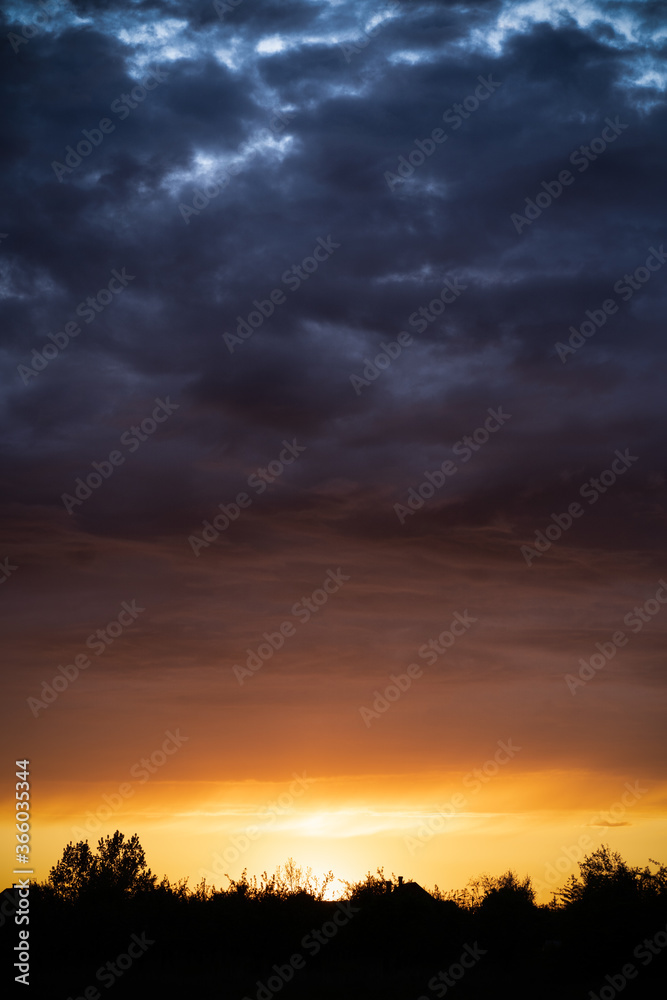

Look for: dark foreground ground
[2,883,666,999]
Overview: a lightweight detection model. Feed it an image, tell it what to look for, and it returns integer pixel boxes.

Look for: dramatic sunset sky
[2,0,666,902]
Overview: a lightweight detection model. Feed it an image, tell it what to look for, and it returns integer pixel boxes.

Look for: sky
[1,0,666,903]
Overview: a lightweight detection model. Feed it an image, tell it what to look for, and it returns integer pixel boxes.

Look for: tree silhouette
[47,839,96,903]
[554,843,666,908]
[445,869,535,910]
[47,831,156,902]
[477,869,536,910]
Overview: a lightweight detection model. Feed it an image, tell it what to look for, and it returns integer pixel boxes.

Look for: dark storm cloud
[1,0,665,557]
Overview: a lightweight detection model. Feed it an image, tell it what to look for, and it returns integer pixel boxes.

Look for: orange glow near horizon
[8,767,666,904]
[4,524,667,908]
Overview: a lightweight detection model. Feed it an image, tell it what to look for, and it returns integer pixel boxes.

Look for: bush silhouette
[341,867,398,904]
[224,857,335,901]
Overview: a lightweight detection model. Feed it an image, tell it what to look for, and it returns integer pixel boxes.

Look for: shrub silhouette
[341,867,398,904]
[462,869,536,911]
[224,857,335,901]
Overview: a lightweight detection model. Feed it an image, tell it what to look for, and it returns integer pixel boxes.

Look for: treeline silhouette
[3,832,667,998]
